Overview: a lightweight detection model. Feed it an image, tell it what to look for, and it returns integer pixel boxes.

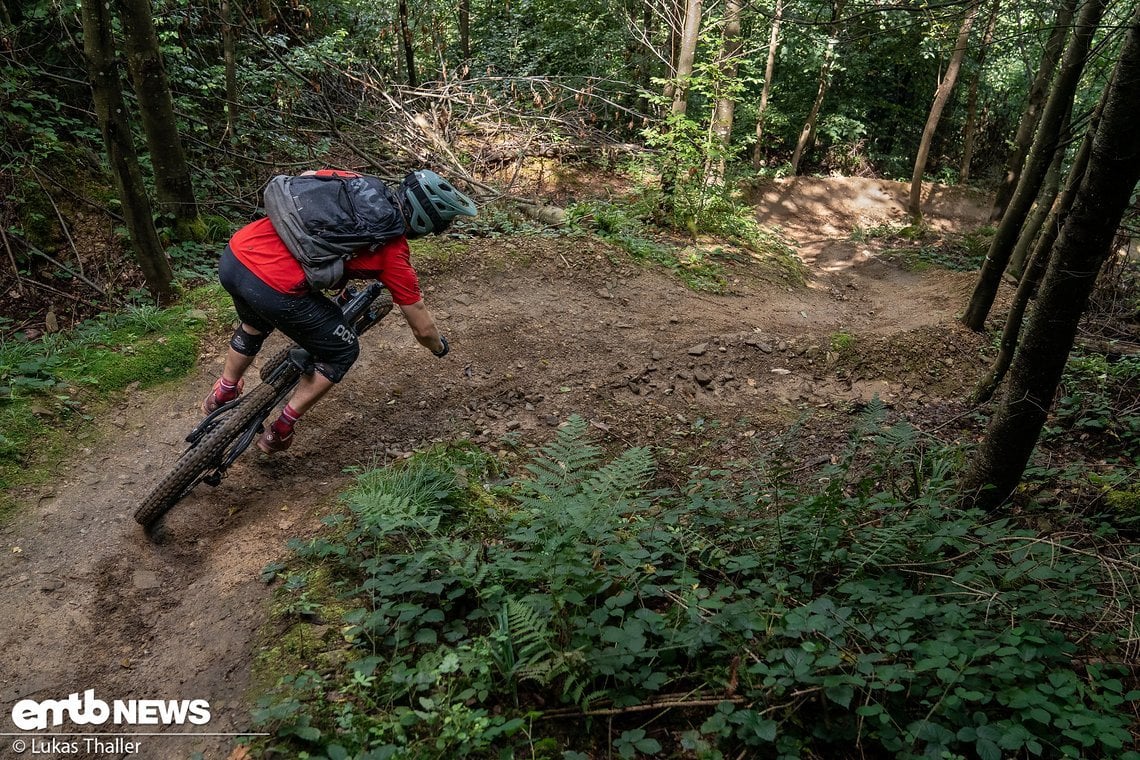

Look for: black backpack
[263,173,406,290]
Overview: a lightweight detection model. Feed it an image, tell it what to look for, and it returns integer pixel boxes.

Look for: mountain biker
[204,168,477,454]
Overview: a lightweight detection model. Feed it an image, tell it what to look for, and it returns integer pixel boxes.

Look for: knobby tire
[133,381,283,528]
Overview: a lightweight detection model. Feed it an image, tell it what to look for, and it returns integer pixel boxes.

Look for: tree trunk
[970,118,1093,405]
[80,0,173,303]
[790,0,845,175]
[671,0,702,116]
[907,0,980,220]
[709,0,743,183]
[752,0,783,168]
[961,0,1105,331]
[960,0,1000,184]
[116,0,198,228]
[961,6,1140,511]
[662,0,681,104]
[398,0,417,87]
[221,0,239,136]
[459,0,470,62]
[1006,140,1064,279]
[989,0,1076,221]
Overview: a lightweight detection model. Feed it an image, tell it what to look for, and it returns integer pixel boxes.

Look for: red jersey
[228,169,423,306]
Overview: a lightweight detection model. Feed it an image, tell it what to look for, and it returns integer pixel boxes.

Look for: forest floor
[0,176,999,759]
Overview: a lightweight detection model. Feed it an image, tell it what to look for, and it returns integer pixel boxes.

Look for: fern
[517,416,603,506]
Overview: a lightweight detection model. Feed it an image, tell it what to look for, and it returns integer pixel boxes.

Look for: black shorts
[218,246,360,383]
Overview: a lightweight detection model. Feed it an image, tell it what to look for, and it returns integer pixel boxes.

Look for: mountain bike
[134,282,394,529]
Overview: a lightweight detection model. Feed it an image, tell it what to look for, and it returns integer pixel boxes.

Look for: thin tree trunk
[459,0,470,62]
[398,0,417,87]
[960,0,1000,184]
[662,0,681,104]
[710,0,743,183]
[671,0,702,116]
[634,0,656,115]
[221,0,239,135]
[753,0,783,168]
[660,0,702,206]
[908,0,980,220]
[971,111,1097,405]
[116,0,198,227]
[80,0,173,303]
[1006,139,1064,279]
[961,6,1140,510]
[962,0,1106,331]
[990,0,1076,221]
[790,0,845,176]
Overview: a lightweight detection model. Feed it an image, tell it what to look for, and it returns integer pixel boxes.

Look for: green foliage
[254,411,1140,759]
[1046,354,1140,455]
[566,194,803,292]
[864,223,993,273]
[0,291,221,512]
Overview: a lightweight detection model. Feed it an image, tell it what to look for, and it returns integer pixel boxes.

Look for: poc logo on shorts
[333,325,357,345]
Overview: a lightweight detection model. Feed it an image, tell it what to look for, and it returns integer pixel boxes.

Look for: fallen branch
[540,695,747,719]
[8,232,109,297]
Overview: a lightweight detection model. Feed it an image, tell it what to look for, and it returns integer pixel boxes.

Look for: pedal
[204,472,222,487]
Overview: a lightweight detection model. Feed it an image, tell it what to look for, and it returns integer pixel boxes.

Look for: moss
[0,288,229,526]
[66,332,198,391]
[1107,489,1140,514]
[830,332,856,353]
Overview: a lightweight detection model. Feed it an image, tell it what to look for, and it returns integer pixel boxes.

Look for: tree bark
[116,0,198,227]
[671,0,702,116]
[907,0,980,220]
[961,6,1140,511]
[398,0,417,87]
[709,0,743,183]
[752,0,783,168]
[961,0,1105,331]
[459,0,470,62]
[80,0,173,303]
[989,0,1076,222]
[1006,139,1064,279]
[790,0,845,175]
[662,0,681,105]
[960,0,1000,184]
[221,0,239,136]
[971,120,1094,405]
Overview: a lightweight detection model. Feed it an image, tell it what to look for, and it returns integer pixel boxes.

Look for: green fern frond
[519,416,603,502]
[582,446,655,507]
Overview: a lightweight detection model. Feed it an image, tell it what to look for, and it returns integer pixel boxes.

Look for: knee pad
[230,325,267,357]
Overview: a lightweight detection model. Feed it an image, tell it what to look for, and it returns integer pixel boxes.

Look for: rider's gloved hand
[432,335,450,358]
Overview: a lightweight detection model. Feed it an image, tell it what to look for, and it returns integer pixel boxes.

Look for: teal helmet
[399,169,477,238]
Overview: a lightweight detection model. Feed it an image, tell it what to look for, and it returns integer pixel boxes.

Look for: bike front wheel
[134,381,280,528]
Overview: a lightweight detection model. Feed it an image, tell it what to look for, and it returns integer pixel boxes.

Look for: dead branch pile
[304,70,648,203]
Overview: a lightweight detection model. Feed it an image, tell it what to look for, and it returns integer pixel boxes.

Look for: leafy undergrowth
[851,221,994,273]
[0,285,230,516]
[250,411,1140,760]
[565,197,806,293]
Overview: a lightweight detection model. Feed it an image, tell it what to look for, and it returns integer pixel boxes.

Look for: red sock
[215,376,240,402]
[272,404,301,438]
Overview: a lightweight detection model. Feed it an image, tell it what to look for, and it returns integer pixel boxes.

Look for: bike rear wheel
[133,381,281,528]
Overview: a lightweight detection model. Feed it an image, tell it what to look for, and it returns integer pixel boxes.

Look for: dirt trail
[0,177,992,760]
